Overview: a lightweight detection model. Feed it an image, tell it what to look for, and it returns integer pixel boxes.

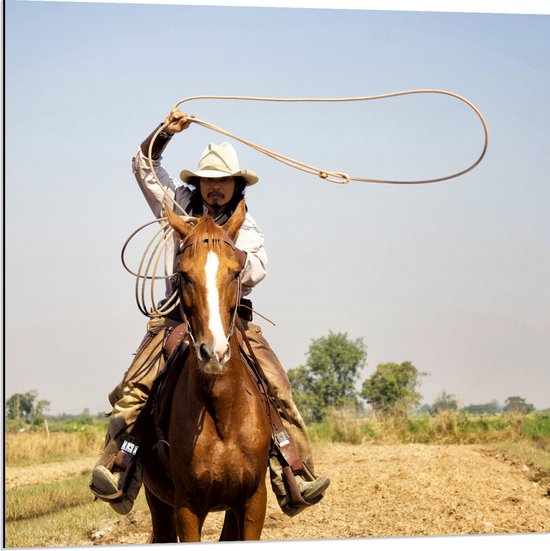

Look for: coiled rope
[126,89,489,317]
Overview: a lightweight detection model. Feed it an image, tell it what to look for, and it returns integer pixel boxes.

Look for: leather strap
[163,323,188,360]
[236,317,304,474]
[236,317,291,423]
[104,326,185,487]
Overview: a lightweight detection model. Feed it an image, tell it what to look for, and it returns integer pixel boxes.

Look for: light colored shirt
[131,149,268,301]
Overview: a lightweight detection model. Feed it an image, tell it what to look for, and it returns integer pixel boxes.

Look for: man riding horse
[90,109,330,517]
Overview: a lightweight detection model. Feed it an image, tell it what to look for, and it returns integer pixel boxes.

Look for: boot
[90,437,143,515]
[279,475,330,517]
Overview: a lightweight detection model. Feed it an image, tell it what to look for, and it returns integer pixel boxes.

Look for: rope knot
[335,172,351,185]
[319,171,350,184]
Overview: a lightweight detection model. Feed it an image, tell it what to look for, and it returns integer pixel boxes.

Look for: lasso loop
[126,90,488,317]
[173,89,489,185]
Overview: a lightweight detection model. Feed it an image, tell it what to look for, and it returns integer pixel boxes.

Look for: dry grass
[4,481,137,548]
[5,429,105,467]
[493,440,550,475]
[5,413,550,547]
[6,475,94,522]
[9,443,550,547]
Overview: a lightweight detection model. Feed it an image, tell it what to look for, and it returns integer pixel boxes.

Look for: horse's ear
[224,200,246,242]
[164,201,194,238]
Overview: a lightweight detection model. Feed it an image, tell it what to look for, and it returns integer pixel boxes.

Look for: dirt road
[7,443,550,543]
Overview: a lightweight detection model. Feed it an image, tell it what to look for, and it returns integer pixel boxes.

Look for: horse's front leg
[219,478,267,541]
[219,509,240,541]
[145,487,177,543]
[174,503,204,542]
[242,477,268,540]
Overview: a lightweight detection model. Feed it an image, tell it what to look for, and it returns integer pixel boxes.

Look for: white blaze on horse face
[204,251,230,364]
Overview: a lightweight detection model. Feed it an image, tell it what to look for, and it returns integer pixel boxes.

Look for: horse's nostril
[199,343,211,362]
[221,345,231,363]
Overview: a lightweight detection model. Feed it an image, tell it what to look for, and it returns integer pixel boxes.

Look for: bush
[309,408,375,444]
[431,410,460,442]
[306,409,550,447]
[5,419,27,434]
[521,412,550,447]
[47,417,108,433]
[405,415,433,443]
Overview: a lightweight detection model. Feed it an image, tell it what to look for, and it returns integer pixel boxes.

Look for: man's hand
[164,109,194,135]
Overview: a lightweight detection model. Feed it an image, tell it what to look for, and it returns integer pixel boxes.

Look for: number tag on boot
[114,440,139,469]
[121,440,139,456]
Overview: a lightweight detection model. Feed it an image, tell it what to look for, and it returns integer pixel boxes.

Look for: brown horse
[142,200,272,542]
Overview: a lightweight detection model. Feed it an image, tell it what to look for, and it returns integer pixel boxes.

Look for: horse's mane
[185,215,226,257]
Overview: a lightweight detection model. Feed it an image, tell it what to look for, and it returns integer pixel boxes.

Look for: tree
[503,396,535,414]
[287,331,367,422]
[287,365,323,424]
[5,390,50,424]
[431,391,459,413]
[461,400,502,415]
[361,361,427,416]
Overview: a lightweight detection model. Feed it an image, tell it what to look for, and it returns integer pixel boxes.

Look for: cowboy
[90,109,330,516]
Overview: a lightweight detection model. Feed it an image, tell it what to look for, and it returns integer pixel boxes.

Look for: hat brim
[180,168,258,186]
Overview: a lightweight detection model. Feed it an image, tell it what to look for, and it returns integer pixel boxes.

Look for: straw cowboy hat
[180,142,258,186]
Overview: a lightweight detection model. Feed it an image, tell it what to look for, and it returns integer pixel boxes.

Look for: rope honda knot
[334,172,351,185]
[321,172,350,184]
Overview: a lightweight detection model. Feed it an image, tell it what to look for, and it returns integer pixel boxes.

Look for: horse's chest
[186,439,264,505]
[194,430,260,475]
[171,384,271,507]
[195,444,254,477]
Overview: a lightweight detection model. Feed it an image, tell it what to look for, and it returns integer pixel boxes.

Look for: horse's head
[165,200,246,374]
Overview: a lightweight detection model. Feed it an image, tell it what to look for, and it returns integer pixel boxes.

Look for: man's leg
[90,317,173,514]
[242,321,330,516]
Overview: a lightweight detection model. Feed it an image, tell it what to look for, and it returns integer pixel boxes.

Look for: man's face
[199,176,236,210]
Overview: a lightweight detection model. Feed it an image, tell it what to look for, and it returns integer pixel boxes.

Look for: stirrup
[90,461,136,503]
[90,482,124,502]
[280,467,330,516]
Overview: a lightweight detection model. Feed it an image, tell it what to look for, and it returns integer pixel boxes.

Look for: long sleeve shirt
[131,149,268,301]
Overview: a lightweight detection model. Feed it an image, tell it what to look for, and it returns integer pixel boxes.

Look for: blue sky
[4,1,550,416]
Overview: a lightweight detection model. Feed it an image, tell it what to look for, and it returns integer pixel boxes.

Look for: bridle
[175,233,242,348]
